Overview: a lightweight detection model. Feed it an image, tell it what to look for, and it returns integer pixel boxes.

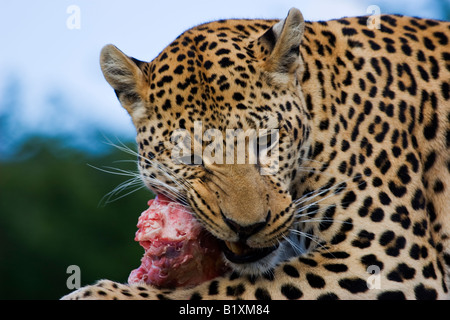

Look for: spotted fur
[63,8,450,300]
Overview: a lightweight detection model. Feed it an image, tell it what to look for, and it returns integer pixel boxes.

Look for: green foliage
[0,137,153,299]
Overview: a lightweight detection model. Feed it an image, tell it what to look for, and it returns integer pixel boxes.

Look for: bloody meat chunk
[128,194,226,288]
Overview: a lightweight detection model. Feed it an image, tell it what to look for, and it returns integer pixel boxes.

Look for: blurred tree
[0,137,153,299]
[0,75,24,160]
[438,0,450,20]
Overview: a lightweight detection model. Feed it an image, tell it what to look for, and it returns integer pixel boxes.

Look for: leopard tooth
[225,241,243,255]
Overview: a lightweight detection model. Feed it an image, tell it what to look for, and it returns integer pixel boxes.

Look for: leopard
[63,8,450,300]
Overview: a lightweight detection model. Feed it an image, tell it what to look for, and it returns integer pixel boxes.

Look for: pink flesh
[128,194,226,288]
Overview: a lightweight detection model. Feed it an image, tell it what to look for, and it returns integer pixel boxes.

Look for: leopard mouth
[219,240,279,264]
[154,192,279,265]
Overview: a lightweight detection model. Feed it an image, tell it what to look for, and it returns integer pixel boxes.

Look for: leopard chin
[219,236,306,276]
[222,245,283,276]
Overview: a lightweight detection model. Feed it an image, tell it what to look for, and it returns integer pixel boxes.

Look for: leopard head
[100,8,311,275]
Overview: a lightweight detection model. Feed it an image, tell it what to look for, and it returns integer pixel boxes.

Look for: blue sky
[0,0,446,156]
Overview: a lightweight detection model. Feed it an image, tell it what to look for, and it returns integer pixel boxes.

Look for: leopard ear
[100,44,148,120]
[259,8,305,74]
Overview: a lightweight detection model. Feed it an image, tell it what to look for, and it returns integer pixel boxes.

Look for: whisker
[282,234,305,256]
[93,140,189,206]
[103,136,193,201]
[263,265,275,279]
[144,178,189,206]
[295,202,336,218]
[295,190,340,216]
[294,180,346,207]
[299,217,354,226]
[104,184,146,205]
[294,175,365,214]
[288,229,327,252]
[87,164,138,178]
[99,176,145,206]
[110,139,192,191]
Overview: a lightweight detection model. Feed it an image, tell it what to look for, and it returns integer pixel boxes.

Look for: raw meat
[128,194,226,288]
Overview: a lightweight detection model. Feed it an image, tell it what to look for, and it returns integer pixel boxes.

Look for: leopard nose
[222,210,271,241]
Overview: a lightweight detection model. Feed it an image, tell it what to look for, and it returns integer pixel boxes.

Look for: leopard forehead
[141,19,297,131]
